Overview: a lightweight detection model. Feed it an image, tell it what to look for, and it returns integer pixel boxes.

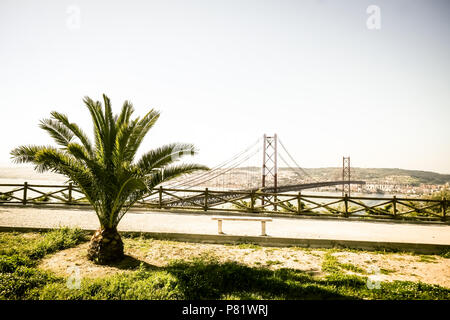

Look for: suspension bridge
[152,134,365,208]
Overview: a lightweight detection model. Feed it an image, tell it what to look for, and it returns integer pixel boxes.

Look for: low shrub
[38,268,183,300]
[25,228,86,260]
[0,254,33,273]
[0,266,58,299]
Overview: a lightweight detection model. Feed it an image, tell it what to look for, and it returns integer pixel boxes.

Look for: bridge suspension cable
[180,146,261,189]
[277,137,317,182]
[167,138,260,189]
[165,136,262,189]
[278,152,307,181]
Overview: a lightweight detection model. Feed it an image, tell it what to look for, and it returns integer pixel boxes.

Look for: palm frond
[39,118,74,147]
[109,176,147,227]
[11,145,47,164]
[116,100,134,128]
[83,96,106,159]
[144,163,209,190]
[101,94,117,166]
[136,143,197,174]
[113,118,139,167]
[50,111,94,157]
[123,109,160,162]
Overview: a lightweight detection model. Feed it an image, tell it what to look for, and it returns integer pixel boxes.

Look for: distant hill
[281,167,450,186]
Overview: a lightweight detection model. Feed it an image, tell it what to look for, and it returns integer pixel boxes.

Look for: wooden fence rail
[0,183,447,221]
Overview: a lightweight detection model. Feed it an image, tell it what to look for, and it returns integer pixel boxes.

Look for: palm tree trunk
[87,227,124,264]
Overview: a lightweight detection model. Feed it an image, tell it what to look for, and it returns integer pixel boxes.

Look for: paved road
[0,206,449,245]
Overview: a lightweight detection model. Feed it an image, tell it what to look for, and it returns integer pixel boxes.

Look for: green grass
[321,252,366,274]
[235,243,262,250]
[36,265,183,300]
[0,228,88,299]
[418,255,438,263]
[339,262,367,274]
[321,253,342,274]
[0,228,87,262]
[0,192,12,201]
[379,268,395,275]
[1,229,449,300]
[266,260,283,266]
[34,195,50,202]
[33,257,450,300]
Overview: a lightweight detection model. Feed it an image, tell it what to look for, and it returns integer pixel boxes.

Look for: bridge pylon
[262,134,278,209]
[342,156,351,196]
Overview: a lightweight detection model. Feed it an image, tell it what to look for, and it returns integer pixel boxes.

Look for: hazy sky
[1,0,449,173]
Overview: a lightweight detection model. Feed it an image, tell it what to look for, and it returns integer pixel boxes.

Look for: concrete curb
[1,225,448,255]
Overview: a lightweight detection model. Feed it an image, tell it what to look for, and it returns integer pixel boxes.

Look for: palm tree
[10,94,208,264]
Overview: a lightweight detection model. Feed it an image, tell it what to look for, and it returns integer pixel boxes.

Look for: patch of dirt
[38,238,450,288]
[333,251,450,288]
[38,243,136,279]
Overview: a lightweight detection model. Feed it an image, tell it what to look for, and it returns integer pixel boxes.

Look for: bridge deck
[261,180,366,193]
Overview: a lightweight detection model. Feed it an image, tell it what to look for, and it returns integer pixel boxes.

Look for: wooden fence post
[159,186,163,209]
[393,196,397,217]
[23,182,28,205]
[204,188,208,211]
[250,190,255,212]
[442,197,447,221]
[344,193,349,217]
[68,183,73,204]
[297,192,302,214]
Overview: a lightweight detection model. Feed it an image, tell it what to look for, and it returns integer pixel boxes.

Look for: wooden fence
[0,183,447,221]
[0,183,88,205]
